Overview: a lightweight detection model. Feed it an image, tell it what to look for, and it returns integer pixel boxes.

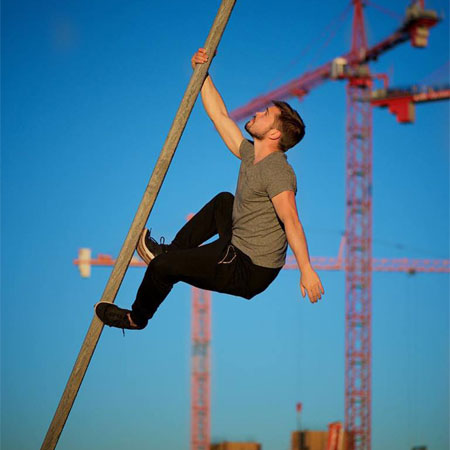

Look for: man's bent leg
[131,238,231,325]
[137,192,234,266]
[169,192,234,251]
[130,240,281,326]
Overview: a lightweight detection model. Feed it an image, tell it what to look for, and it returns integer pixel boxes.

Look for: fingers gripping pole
[41,1,236,449]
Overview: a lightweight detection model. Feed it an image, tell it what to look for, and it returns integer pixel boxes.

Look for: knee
[243,291,256,300]
[215,191,234,206]
[147,254,174,287]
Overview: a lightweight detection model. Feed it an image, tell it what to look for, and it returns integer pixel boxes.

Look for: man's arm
[192,48,244,158]
[271,190,325,303]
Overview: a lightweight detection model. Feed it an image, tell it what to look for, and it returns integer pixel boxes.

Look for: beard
[244,119,265,140]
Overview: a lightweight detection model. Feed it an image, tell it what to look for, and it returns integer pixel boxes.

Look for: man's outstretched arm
[192,48,244,158]
[271,190,325,304]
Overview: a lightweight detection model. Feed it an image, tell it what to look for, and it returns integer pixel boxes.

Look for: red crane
[191,287,211,450]
[227,1,442,449]
[74,244,450,275]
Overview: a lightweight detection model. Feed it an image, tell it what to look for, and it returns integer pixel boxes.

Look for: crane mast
[191,288,212,450]
[345,1,373,448]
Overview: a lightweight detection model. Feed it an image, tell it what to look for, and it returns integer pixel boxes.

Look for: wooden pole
[41,1,236,448]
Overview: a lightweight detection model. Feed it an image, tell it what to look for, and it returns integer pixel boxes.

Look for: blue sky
[1,1,449,449]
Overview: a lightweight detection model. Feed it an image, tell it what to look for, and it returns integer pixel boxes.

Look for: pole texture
[41,1,236,448]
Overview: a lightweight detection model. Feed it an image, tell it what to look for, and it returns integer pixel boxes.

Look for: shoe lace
[149,229,167,252]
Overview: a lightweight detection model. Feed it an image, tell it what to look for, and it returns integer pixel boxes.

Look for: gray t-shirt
[231,139,297,268]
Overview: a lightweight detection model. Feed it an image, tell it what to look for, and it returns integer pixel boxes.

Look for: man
[95,48,325,331]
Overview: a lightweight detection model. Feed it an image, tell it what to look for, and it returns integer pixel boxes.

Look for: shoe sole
[94,301,117,326]
[94,302,145,330]
[136,229,155,265]
[94,301,121,324]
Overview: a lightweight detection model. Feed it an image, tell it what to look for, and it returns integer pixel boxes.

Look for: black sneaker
[94,302,146,330]
[137,228,167,265]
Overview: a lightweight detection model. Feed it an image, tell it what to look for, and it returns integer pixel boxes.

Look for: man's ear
[269,129,281,141]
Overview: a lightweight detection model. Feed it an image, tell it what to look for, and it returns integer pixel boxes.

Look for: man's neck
[253,139,281,164]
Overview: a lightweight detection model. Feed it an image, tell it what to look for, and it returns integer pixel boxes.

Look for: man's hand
[300,265,325,303]
[191,48,216,70]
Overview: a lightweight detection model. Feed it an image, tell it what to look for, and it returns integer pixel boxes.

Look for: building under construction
[291,427,352,450]
[210,442,261,450]
[209,426,352,450]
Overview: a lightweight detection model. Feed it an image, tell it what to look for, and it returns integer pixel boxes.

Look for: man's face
[245,105,280,140]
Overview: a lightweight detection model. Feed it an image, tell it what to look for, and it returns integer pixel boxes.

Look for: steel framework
[191,288,212,450]
[344,2,373,447]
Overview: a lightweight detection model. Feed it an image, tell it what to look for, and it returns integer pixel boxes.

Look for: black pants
[131,192,281,327]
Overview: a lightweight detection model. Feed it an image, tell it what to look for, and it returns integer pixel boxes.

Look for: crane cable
[305,2,353,73]
[418,60,450,86]
[266,1,353,91]
[365,0,404,23]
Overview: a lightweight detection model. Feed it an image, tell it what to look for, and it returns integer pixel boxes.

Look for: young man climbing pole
[95,48,325,330]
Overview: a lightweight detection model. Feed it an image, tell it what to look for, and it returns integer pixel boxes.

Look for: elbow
[281,215,300,231]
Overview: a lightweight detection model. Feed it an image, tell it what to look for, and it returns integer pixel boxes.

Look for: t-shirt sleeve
[265,162,297,199]
[239,139,254,163]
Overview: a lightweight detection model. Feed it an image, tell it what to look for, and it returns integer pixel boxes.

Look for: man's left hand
[300,265,325,303]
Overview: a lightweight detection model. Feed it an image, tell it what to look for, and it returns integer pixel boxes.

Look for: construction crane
[226,1,444,449]
[74,240,450,276]
[191,288,211,450]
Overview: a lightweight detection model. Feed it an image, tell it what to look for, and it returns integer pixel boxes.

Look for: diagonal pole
[41,1,236,448]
